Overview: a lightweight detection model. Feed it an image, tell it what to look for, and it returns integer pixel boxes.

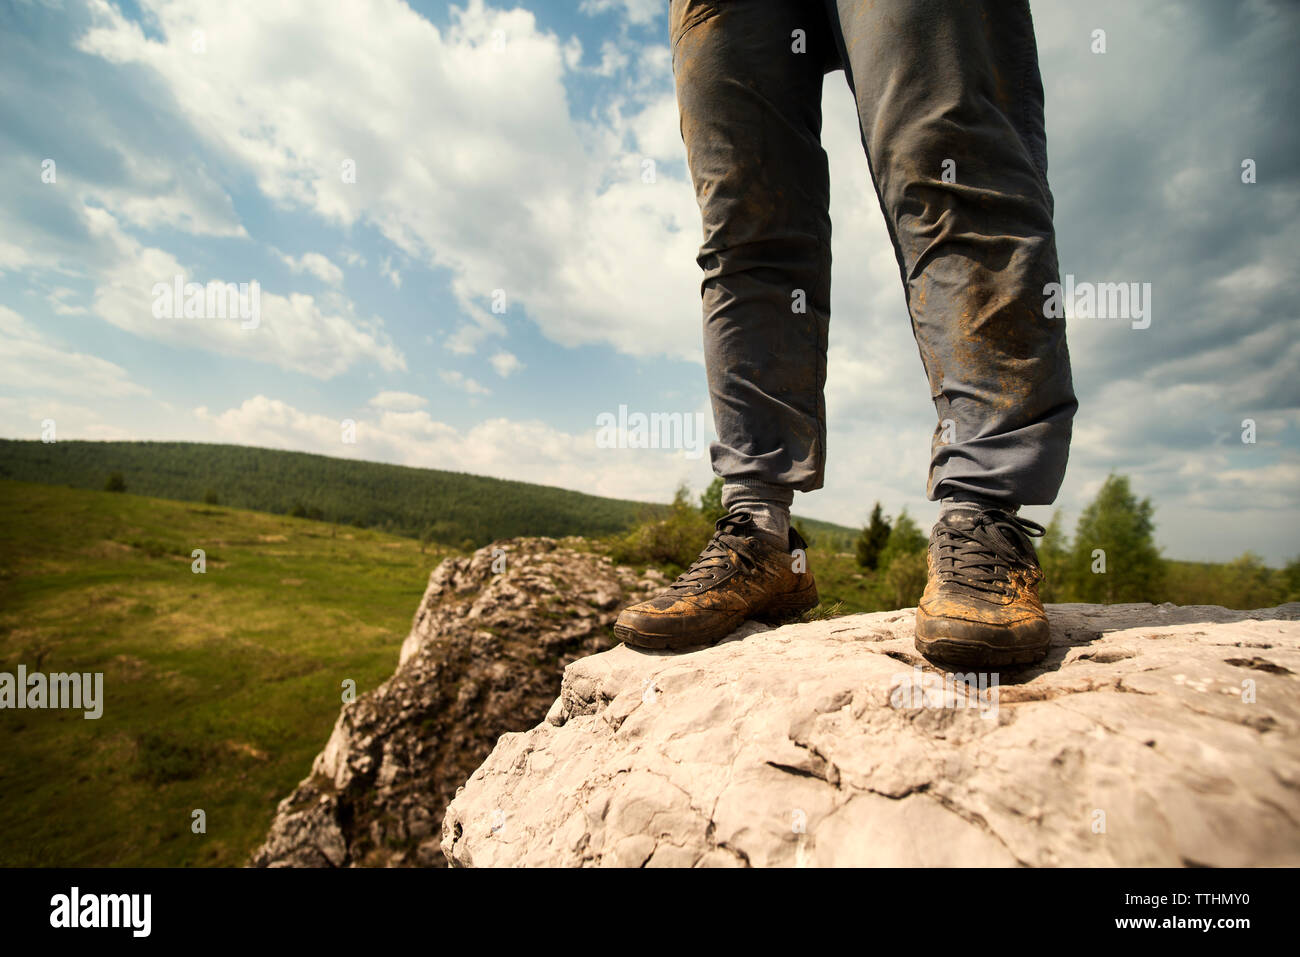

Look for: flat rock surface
[442,602,1300,867]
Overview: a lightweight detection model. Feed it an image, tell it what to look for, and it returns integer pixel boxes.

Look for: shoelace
[933,509,1046,595]
[666,512,763,594]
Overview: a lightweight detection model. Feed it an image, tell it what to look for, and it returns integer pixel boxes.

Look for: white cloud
[368,390,427,412]
[193,396,348,451]
[0,238,35,272]
[579,0,660,26]
[192,394,713,503]
[279,250,344,286]
[439,369,491,396]
[76,0,702,361]
[0,305,148,398]
[82,205,405,379]
[623,90,682,163]
[0,395,140,441]
[89,173,246,239]
[379,255,402,290]
[442,321,492,356]
[592,40,629,76]
[489,351,522,377]
[46,287,88,316]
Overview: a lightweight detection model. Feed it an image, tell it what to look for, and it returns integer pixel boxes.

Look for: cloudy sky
[1,0,1296,563]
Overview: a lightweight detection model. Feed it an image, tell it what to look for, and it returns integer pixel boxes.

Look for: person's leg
[824,0,1075,665]
[825,0,1076,509]
[613,1,834,650]
[672,0,839,545]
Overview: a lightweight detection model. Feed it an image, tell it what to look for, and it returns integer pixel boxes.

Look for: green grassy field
[0,479,447,867]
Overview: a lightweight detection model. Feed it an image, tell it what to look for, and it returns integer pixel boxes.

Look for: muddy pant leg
[827,0,1077,506]
[671,0,837,497]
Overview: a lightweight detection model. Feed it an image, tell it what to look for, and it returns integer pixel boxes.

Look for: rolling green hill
[0,439,671,547]
[0,439,860,549]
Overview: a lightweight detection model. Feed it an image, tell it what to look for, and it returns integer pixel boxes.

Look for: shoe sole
[914,614,1050,668]
[913,634,1048,668]
[615,584,819,652]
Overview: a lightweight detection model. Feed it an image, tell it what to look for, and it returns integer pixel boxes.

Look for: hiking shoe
[914,507,1050,667]
[614,511,818,651]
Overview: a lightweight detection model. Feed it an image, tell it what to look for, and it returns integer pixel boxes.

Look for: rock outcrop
[252,538,665,867]
[442,602,1300,867]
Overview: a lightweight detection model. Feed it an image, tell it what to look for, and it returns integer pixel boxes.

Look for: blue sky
[1,0,1297,564]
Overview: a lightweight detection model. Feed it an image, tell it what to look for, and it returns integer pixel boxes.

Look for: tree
[1218,552,1282,610]
[671,481,694,513]
[877,508,927,572]
[855,502,891,569]
[105,471,126,493]
[1283,557,1300,604]
[1037,510,1072,603]
[1070,474,1164,603]
[699,476,726,522]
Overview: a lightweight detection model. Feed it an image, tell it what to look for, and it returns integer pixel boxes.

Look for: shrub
[876,509,927,572]
[699,476,726,523]
[607,484,714,573]
[883,550,928,609]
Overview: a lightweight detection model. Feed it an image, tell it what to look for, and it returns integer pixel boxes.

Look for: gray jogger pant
[670,0,1077,507]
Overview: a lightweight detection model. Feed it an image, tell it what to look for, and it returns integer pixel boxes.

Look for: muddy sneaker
[914,507,1050,667]
[614,511,818,651]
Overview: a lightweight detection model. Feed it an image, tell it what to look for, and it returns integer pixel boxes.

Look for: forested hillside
[0,440,667,548]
